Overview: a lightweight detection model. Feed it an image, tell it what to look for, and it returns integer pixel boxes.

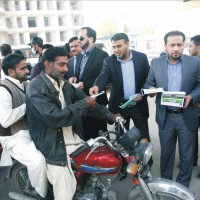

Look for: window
[19,33,24,44]
[73,15,80,26]
[46,32,51,42]
[6,18,12,28]
[70,0,78,10]
[15,1,20,10]
[58,17,63,26]
[60,31,65,42]
[57,2,61,10]
[30,33,38,41]
[17,18,22,28]
[37,1,41,10]
[28,17,36,27]
[44,17,49,26]
[1,1,9,11]
[25,1,30,10]
[8,34,14,45]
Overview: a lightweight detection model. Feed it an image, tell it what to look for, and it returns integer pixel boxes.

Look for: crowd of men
[0,28,200,199]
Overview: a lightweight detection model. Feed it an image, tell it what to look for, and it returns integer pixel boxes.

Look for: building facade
[0,0,84,47]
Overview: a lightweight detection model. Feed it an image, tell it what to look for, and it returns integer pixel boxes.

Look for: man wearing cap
[27,37,43,62]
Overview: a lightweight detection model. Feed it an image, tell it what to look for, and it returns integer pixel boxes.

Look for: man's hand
[89,86,99,96]
[183,95,192,108]
[85,96,96,107]
[68,77,77,84]
[77,82,84,90]
[133,93,142,102]
[107,113,123,125]
[112,113,123,122]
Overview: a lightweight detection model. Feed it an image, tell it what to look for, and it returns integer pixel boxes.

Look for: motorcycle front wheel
[125,185,188,200]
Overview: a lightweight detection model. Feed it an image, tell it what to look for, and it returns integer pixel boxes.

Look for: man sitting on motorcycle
[0,53,48,198]
[26,47,120,200]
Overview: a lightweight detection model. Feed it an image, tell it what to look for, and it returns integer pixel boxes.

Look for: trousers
[159,113,195,187]
[0,131,48,197]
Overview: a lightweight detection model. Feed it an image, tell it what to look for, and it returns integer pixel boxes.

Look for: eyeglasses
[78,36,88,41]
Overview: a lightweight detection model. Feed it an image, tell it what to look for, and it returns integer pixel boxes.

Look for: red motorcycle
[1,117,196,200]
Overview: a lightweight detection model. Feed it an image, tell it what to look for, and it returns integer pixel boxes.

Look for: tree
[97,19,118,38]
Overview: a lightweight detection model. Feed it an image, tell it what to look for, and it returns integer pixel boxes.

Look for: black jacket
[75,46,108,106]
[26,71,113,166]
[94,50,150,116]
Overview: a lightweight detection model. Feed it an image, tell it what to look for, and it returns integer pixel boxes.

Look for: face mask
[31,47,37,55]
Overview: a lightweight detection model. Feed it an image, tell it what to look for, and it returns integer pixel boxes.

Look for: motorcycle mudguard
[147,178,195,200]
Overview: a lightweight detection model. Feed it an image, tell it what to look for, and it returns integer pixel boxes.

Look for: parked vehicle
[0,117,196,200]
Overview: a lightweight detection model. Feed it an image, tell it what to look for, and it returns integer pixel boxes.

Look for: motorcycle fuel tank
[71,146,122,175]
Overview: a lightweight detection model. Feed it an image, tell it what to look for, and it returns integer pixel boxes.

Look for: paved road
[0,97,200,199]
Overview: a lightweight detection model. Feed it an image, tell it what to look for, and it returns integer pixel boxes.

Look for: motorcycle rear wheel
[10,163,42,199]
[125,185,186,200]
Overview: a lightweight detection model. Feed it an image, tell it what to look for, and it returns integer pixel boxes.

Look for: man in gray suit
[144,30,200,187]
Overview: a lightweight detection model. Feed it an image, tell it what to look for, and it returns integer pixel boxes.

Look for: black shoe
[197,172,200,179]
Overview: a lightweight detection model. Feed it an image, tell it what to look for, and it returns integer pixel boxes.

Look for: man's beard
[81,40,89,50]
[50,71,65,81]
[171,54,181,60]
[16,76,27,83]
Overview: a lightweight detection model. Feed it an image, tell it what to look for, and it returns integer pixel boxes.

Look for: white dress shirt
[0,69,6,80]
[0,76,26,128]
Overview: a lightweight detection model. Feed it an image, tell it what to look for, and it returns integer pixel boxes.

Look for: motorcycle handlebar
[71,143,90,157]
[116,117,127,133]
[71,117,125,157]
[93,137,117,150]
[71,136,118,158]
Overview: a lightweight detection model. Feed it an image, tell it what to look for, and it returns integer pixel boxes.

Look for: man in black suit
[68,27,109,140]
[65,37,82,79]
[90,33,150,141]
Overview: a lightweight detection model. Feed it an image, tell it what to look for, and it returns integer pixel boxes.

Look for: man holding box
[143,30,200,187]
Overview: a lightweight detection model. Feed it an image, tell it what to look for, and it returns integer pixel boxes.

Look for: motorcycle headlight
[132,142,153,165]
